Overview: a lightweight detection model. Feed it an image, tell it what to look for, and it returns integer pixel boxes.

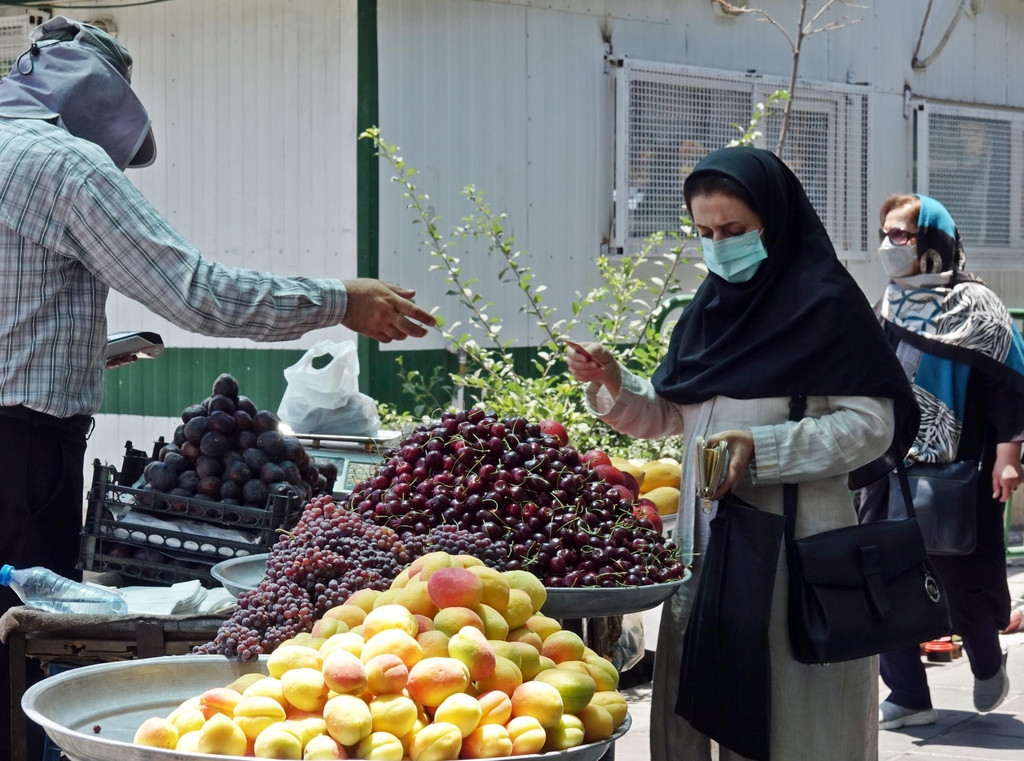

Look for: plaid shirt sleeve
[59,161,348,342]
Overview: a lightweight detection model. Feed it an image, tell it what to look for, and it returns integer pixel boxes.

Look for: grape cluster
[196,495,405,659]
[348,409,684,588]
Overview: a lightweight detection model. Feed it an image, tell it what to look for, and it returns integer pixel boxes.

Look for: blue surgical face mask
[700,229,768,283]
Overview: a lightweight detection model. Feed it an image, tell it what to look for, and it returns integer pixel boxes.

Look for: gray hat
[0,16,156,169]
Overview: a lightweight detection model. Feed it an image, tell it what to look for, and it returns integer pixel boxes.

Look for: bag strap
[782,397,806,544]
[892,457,917,519]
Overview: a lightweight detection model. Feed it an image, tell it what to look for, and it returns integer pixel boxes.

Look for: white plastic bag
[612,613,647,673]
[277,340,382,436]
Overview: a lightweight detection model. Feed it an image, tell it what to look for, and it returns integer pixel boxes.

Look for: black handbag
[785,396,952,665]
[677,492,785,761]
[887,460,979,556]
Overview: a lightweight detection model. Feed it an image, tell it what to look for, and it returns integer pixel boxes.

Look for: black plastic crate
[78,531,216,587]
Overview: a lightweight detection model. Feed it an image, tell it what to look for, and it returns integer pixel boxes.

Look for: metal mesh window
[916,104,1024,269]
[0,17,32,80]
[612,60,870,258]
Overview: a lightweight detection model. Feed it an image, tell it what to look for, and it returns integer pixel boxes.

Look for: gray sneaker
[974,652,1010,713]
[879,700,938,730]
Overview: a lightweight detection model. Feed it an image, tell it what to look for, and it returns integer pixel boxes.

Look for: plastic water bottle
[0,565,128,615]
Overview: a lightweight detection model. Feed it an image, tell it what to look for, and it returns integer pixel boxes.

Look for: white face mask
[878,237,917,278]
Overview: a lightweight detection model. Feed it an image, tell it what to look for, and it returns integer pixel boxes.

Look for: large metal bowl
[541,570,691,620]
[23,655,630,761]
[210,553,269,597]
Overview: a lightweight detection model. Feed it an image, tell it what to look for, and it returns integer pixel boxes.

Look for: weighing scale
[291,431,400,497]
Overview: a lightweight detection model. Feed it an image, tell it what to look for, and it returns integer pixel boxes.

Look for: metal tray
[541,570,691,620]
[22,655,630,761]
[209,553,270,597]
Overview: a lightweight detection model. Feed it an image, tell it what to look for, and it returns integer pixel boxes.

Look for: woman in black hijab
[569,146,918,761]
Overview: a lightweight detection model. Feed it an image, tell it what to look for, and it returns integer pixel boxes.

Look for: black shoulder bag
[887,459,980,556]
[785,396,952,664]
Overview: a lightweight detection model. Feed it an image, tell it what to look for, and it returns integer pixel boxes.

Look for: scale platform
[291,431,399,498]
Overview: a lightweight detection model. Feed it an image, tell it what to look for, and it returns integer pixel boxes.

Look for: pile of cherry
[349,410,683,588]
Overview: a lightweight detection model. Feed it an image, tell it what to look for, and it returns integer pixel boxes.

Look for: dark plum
[200,432,231,457]
[220,480,242,501]
[243,479,268,507]
[221,450,243,467]
[163,452,190,476]
[181,404,206,424]
[236,430,258,451]
[257,430,286,460]
[283,437,306,464]
[207,410,236,435]
[236,395,258,417]
[177,471,200,494]
[196,455,223,479]
[198,477,222,499]
[208,394,236,414]
[146,462,177,492]
[224,460,253,485]
[158,444,180,462]
[243,448,269,473]
[233,410,253,432]
[173,425,187,448]
[252,411,279,435]
[260,462,286,485]
[184,416,210,444]
[180,441,201,462]
[212,373,240,399]
[279,460,302,486]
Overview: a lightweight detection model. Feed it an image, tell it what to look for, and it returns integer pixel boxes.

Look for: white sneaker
[879,700,938,730]
[974,653,1009,713]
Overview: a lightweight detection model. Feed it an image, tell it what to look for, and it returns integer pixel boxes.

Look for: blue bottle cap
[0,565,13,586]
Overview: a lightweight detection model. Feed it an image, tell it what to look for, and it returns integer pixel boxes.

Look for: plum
[208,394,236,414]
[163,452,190,475]
[283,437,306,464]
[177,471,200,494]
[242,479,268,507]
[212,373,240,399]
[242,448,268,473]
[207,410,236,435]
[236,430,258,452]
[181,404,205,424]
[257,430,286,460]
[200,432,231,457]
[198,476,222,499]
[196,455,223,479]
[220,480,242,501]
[260,462,285,485]
[279,460,302,486]
[252,411,279,435]
[236,396,258,417]
[233,410,253,432]
[180,441,201,462]
[173,425,187,448]
[184,416,210,444]
[146,462,177,492]
[224,460,252,485]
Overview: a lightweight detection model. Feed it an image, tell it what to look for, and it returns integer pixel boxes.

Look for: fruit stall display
[78,374,338,586]
[198,409,684,659]
[136,551,630,760]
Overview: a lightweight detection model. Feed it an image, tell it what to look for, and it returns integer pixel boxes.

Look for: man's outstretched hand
[342,279,437,343]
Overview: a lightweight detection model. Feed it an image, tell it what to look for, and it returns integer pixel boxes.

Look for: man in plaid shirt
[0,18,434,758]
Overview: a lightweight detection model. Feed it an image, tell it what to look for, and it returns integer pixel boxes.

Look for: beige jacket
[588,369,895,761]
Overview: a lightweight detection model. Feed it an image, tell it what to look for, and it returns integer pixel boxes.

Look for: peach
[476,690,512,726]
[577,703,615,743]
[199,687,243,719]
[556,660,588,675]
[461,724,512,759]
[537,656,557,675]
[285,711,328,745]
[167,695,201,721]
[326,603,367,628]
[408,721,463,761]
[269,646,324,678]
[534,668,595,714]
[406,657,471,707]
[453,554,484,569]
[513,642,542,681]
[583,656,619,691]
[501,571,546,612]
[466,566,510,612]
[280,633,313,648]
[427,567,484,609]
[368,694,418,737]
[365,653,409,695]
[227,672,269,694]
[361,630,423,672]
[399,717,427,757]
[589,691,628,728]
[524,614,560,642]
[541,630,585,664]
[433,607,485,638]
[198,713,247,756]
[320,632,365,660]
[396,580,440,618]
[475,656,522,697]
[282,667,329,713]
[510,681,563,728]
[372,589,401,608]
[233,696,288,742]
[434,692,483,737]
[244,677,290,711]
[505,716,545,755]
[417,630,451,659]
[363,604,419,639]
[500,589,533,631]
[407,551,453,581]
[322,648,368,695]
[303,734,349,759]
[357,731,404,761]
[170,708,205,736]
[133,717,178,749]
[414,614,434,634]
[312,617,348,640]
[324,694,373,746]
[488,640,522,669]
[254,725,302,759]
[175,731,201,753]
[542,714,584,752]
[505,628,543,652]
[474,604,509,641]
[449,626,496,681]
[391,568,413,589]
[275,721,309,747]
[347,588,382,613]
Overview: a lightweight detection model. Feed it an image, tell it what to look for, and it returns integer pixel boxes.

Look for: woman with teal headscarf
[862,194,1024,729]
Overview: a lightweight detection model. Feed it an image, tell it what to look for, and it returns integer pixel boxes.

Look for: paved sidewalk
[615,565,1024,761]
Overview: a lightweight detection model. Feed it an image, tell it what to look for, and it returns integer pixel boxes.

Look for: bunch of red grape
[348,409,683,588]
[196,496,511,659]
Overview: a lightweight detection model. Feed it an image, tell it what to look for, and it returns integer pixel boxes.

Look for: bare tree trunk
[775,0,809,156]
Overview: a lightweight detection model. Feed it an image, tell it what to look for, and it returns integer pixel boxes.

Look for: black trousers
[0,408,90,761]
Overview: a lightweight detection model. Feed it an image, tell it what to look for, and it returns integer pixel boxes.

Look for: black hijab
[652,147,919,486]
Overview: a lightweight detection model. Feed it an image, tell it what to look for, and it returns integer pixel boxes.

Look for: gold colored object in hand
[695,436,729,514]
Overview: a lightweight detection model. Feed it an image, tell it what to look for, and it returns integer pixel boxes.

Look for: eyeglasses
[878,227,917,246]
